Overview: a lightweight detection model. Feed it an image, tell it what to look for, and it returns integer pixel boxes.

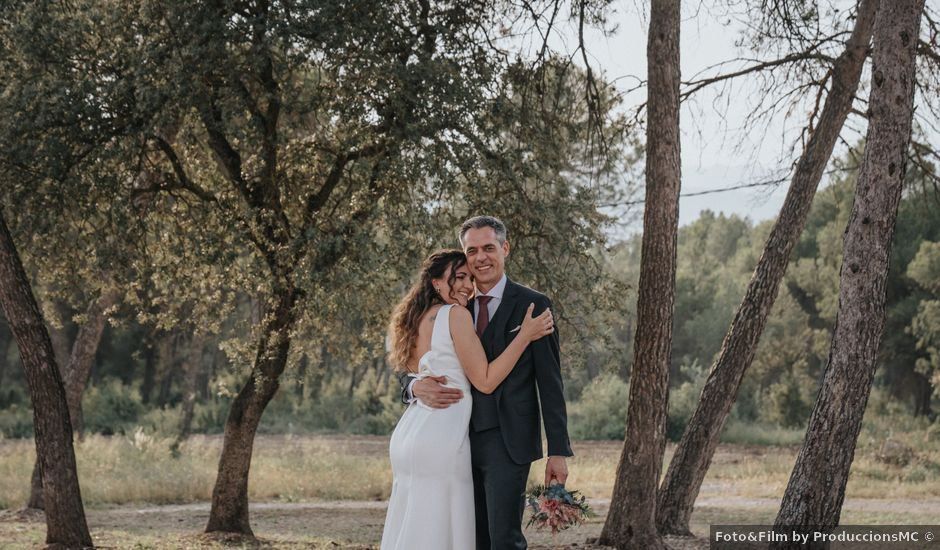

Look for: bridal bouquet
[525,483,593,535]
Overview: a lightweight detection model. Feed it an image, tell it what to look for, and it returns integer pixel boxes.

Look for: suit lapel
[481,279,519,355]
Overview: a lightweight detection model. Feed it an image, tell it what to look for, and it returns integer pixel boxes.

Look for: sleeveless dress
[381,304,475,550]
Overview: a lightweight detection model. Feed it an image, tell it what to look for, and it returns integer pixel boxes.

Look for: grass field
[1,433,939,549]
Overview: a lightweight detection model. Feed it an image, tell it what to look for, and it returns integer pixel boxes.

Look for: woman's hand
[519,303,554,343]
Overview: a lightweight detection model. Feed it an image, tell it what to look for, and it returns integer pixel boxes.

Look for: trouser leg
[470,426,531,550]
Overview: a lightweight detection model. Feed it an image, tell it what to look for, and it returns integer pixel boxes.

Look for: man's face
[462,226,509,292]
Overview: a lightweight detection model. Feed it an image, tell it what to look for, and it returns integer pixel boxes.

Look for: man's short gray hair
[458,215,508,246]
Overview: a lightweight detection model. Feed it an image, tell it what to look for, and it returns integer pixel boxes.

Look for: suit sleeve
[530,296,573,457]
[397,371,417,405]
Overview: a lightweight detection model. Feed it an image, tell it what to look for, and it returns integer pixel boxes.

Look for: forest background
[1,0,940,548]
[4,146,939,450]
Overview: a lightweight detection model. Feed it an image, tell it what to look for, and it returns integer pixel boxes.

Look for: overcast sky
[555,1,867,232]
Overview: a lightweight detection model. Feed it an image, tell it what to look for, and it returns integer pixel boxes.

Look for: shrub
[569,373,629,440]
[0,404,33,439]
[719,419,805,446]
[137,405,183,436]
[762,374,812,428]
[256,378,402,435]
[83,379,145,435]
[193,398,231,434]
[667,359,708,441]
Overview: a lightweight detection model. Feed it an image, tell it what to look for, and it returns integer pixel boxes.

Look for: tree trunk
[29,286,122,510]
[598,1,680,548]
[296,352,308,401]
[0,323,10,392]
[655,0,878,534]
[156,332,180,407]
[377,356,390,394]
[0,209,93,548]
[772,0,924,543]
[913,372,933,417]
[64,289,120,436]
[348,360,365,399]
[27,460,44,510]
[48,299,74,372]
[140,334,157,405]
[308,345,330,402]
[205,285,299,535]
[176,333,206,447]
[204,340,223,400]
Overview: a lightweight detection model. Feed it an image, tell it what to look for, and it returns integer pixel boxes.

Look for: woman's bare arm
[449,304,552,394]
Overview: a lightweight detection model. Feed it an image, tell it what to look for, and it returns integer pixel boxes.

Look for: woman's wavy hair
[388,249,467,371]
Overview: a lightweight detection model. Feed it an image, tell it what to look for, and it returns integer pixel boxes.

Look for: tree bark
[0,323,9,392]
[655,0,879,534]
[47,299,74,373]
[156,332,180,407]
[64,289,120,436]
[914,373,932,417]
[27,288,121,508]
[772,0,924,543]
[296,352,308,401]
[598,1,680,548]
[176,333,206,447]
[140,334,157,405]
[27,460,44,510]
[308,345,330,402]
[205,285,299,535]
[0,209,93,548]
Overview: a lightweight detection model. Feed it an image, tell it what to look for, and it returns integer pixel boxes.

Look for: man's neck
[476,273,505,295]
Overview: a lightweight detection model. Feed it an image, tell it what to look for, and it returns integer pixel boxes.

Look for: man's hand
[413,376,463,409]
[544,456,569,486]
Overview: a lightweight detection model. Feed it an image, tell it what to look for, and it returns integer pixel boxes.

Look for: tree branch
[681,51,838,101]
[148,135,218,203]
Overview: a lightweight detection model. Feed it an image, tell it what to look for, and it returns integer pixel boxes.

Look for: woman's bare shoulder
[448,304,472,322]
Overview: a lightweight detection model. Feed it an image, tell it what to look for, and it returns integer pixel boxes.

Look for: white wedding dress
[381,304,475,550]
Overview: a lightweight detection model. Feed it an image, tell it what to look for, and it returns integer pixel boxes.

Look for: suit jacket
[399,278,573,465]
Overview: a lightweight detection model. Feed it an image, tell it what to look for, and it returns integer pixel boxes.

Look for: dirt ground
[3,437,939,549]
[0,501,705,549]
[4,493,940,550]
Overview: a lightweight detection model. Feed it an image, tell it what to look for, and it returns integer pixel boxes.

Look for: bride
[380,249,554,550]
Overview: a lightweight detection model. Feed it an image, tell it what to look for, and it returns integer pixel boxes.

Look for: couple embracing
[380,215,574,550]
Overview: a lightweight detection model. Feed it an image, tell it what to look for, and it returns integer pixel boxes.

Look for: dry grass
[2,433,939,509]
[2,432,940,549]
[0,433,393,509]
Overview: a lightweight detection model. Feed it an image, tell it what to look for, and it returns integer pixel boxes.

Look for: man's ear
[503,240,510,258]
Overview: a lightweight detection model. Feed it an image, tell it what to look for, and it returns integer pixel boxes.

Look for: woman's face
[435,263,474,307]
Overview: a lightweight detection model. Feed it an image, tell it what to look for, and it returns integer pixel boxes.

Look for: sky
[552,1,865,231]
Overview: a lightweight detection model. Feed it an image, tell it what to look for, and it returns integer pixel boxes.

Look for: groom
[400,215,573,550]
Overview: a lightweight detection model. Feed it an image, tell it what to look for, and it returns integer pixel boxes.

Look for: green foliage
[906,241,940,401]
[907,241,940,293]
[591,142,940,434]
[136,406,183,436]
[718,420,806,446]
[568,373,629,440]
[667,360,709,441]
[763,373,813,428]
[83,380,145,436]
[0,404,33,439]
[0,0,634,420]
[910,299,940,399]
